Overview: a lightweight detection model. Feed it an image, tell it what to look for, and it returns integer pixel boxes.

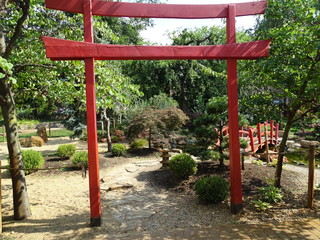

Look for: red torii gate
[42,0,270,227]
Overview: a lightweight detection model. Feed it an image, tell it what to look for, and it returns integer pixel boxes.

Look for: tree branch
[3,0,30,59]
[13,63,55,73]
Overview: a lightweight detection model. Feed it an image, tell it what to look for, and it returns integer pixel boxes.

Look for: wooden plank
[42,37,271,61]
[45,0,267,19]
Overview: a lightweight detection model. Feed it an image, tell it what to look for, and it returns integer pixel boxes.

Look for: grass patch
[49,129,73,138]
[18,129,73,138]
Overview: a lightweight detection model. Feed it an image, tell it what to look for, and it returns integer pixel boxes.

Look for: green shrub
[184,145,206,157]
[240,137,249,149]
[57,144,76,158]
[21,150,44,174]
[259,186,283,203]
[168,153,197,179]
[199,150,220,161]
[252,200,272,211]
[130,139,148,149]
[195,176,229,204]
[111,136,120,143]
[111,143,126,156]
[71,151,88,167]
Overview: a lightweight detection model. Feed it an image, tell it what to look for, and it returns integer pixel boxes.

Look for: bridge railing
[216,121,279,153]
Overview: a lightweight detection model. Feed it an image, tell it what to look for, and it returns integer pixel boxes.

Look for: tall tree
[244,0,320,187]
[0,0,31,220]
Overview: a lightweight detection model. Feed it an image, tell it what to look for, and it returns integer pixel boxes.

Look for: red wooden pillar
[226,4,243,214]
[83,0,102,227]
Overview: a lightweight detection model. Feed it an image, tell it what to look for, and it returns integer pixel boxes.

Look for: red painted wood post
[226,4,243,214]
[83,0,102,227]
[270,120,274,144]
[257,123,262,147]
[249,128,255,152]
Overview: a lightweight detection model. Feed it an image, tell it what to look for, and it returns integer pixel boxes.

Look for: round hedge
[111,143,126,156]
[72,151,88,167]
[21,150,44,174]
[195,176,229,204]
[57,144,76,158]
[168,153,197,179]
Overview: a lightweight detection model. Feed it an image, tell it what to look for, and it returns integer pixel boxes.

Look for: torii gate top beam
[45,0,267,19]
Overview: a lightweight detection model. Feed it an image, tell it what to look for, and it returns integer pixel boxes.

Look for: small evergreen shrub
[168,153,197,179]
[195,176,229,204]
[240,137,249,149]
[130,139,148,149]
[111,136,120,143]
[258,186,283,203]
[199,150,220,161]
[57,144,76,158]
[21,150,44,174]
[72,151,88,167]
[111,143,126,156]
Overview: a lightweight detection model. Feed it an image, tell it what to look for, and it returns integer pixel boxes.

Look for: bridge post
[84,0,102,227]
[270,120,274,144]
[227,4,243,214]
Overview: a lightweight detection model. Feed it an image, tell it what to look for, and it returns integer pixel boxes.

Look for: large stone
[36,125,48,143]
[20,136,45,147]
[30,136,46,147]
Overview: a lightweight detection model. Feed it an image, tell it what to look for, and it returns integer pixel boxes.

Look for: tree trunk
[274,113,295,187]
[0,79,31,220]
[106,117,112,152]
[148,126,152,149]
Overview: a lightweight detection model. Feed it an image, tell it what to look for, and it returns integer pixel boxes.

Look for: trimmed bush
[168,153,197,179]
[111,143,126,156]
[199,150,220,161]
[111,136,120,143]
[72,151,88,167]
[130,139,148,149]
[21,150,44,174]
[57,144,76,158]
[195,176,229,204]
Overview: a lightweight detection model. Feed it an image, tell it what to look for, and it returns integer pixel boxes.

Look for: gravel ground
[0,137,319,239]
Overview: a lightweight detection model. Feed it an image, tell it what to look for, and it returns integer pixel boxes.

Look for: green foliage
[252,200,272,211]
[111,143,126,156]
[57,144,76,158]
[199,150,220,161]
[148,93,178,109]
[71,151,88,168]
[21,150,44,174]
[130,139,148,149]
[168,153,197,179]
[259,186,283,204]
[239,138,249,149]
[195,176,229,204]
[251,160,264,166]
[111,136,120,143]
[126,106,188,146]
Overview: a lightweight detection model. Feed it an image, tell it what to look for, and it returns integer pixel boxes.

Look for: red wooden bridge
[221,121,279,153]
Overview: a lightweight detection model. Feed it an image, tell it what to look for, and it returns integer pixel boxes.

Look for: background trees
[242,0,320,186]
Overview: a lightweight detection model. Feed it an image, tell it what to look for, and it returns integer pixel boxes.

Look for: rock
[300,140,320,148]
[36,125,48,143]
[29,136,45,147]
[19,138,29,147]
[20,136,45,147]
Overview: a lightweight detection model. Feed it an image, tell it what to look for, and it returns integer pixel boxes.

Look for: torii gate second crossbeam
[42,0,270,227]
